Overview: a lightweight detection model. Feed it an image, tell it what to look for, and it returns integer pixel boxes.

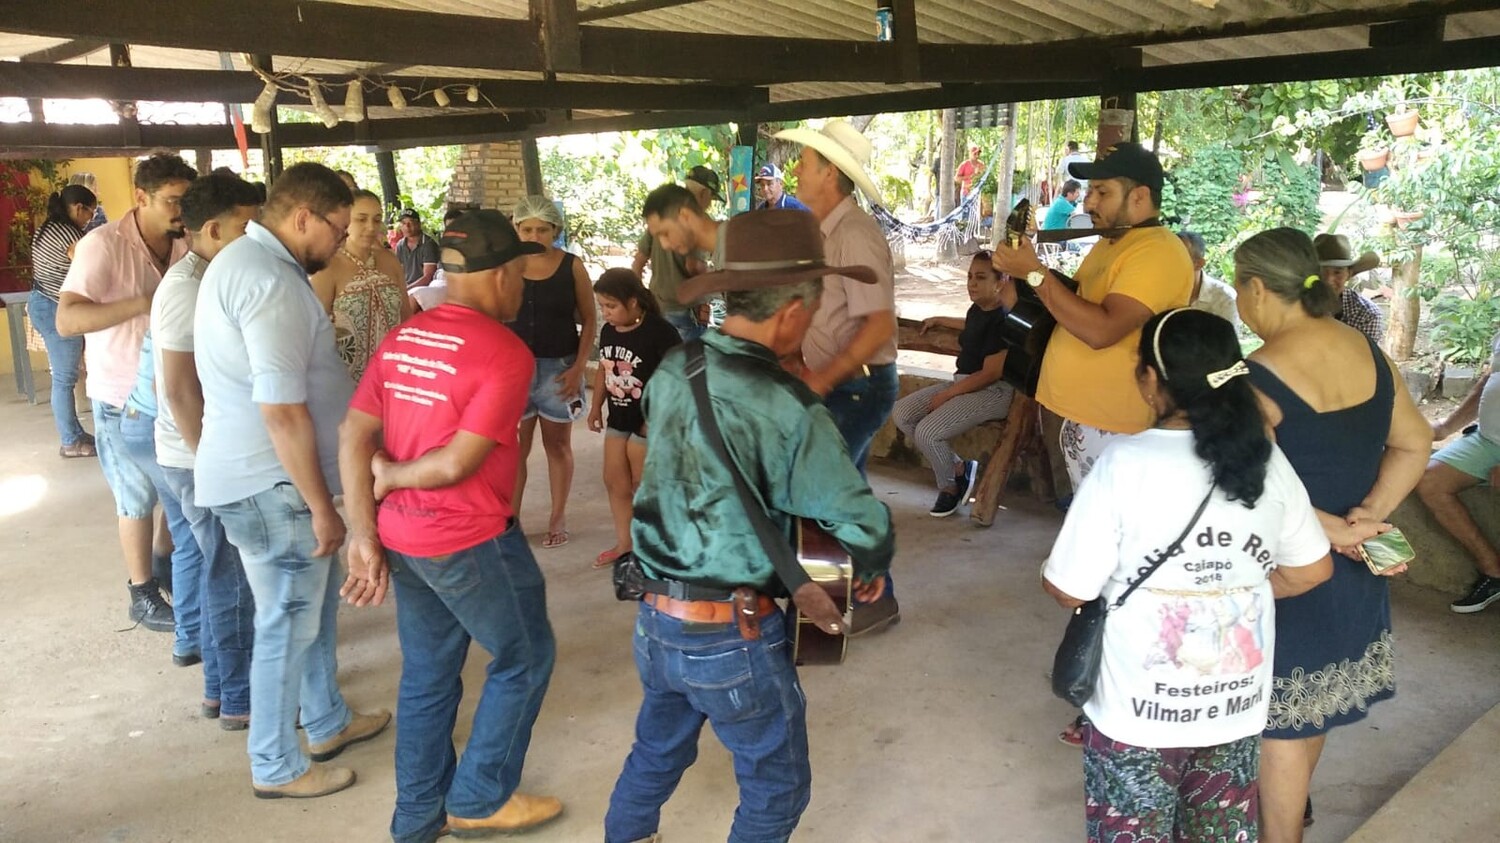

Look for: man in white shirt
[1178,231,1239,329]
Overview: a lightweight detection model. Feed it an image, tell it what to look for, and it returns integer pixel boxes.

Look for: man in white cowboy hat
[775,118,902,634]
[603,208,893,843]
[1313,233,1384,344]
[754,163,808,211]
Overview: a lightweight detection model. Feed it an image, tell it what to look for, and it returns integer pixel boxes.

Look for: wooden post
[939,107,957,216]
[521,138,544,195]
[193,147,212,175]
[970,394,1040,527]
[1387,245,1422,361]
[375,150,400,209]
[998,103,1017,220]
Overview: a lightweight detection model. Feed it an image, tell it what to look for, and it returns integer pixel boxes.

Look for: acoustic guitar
[790,519,854,666]
[997,199,1078,396]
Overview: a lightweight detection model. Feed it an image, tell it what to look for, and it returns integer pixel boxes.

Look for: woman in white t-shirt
[1043,308,1334,843]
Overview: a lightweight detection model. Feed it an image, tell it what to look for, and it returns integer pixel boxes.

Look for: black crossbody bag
[1051,485,1215,707]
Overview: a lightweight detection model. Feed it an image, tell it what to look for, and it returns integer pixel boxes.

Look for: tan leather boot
[252,763,356,799]
[447,793,563,836]
[308,709,392,762]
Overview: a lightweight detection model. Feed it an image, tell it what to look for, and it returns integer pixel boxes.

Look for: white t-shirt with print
[1044,429,1329,749]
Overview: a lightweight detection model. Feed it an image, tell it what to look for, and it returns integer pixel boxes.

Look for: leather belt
[644,592,777,625]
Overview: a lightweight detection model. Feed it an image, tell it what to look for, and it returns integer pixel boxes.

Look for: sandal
[542,530,569,549]
[59,435,97,458]
[594,549,624,569]
[1058,715,1085,748]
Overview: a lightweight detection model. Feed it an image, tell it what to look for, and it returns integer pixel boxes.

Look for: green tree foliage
[282,145,459,224]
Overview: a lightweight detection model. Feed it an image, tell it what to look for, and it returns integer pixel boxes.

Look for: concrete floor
[2,389,1498,843]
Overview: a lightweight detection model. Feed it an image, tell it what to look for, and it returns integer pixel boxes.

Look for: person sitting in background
[1419,329,1500,614]
[28,183,98,457]
[310,190,412,383]
[1178,230,1239,329]
[1043,307,1333,843]
[1313,233,1384,344]
[396,208,440,288]
[956,144,987,196]
[1042,180,1081,231]
[893,251,1017,518]
[754,164,808,212]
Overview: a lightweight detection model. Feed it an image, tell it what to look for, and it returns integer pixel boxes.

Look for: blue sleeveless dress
[1249,337,1396,739]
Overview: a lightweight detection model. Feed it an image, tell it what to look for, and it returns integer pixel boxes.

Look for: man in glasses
[58,152,196,635]
[195,162,389,799]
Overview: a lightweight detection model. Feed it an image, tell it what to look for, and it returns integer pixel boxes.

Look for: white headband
[1151,307,1249,390]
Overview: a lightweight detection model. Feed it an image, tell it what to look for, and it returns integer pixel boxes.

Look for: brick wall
[446,142,527,211]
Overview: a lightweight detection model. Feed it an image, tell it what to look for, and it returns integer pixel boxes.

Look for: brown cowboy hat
[675,208,877,304]
[1313,233,1380,276]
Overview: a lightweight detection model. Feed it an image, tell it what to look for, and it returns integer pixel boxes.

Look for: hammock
[871,141,1006,253]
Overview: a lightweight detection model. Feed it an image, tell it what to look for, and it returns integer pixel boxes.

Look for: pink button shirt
[60,208,187,408]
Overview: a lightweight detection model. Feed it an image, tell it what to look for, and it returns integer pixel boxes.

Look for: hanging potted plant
[1357,147,1389,171]
[1386,109,1419,137]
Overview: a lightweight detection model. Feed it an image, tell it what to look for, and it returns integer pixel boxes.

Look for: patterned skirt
[1082,720,1259,843]
[1264,552,1395,739]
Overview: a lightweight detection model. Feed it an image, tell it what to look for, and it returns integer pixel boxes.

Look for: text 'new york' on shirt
[1043,429,1329,749]
[598,313,682,435]
[350,303,536,558]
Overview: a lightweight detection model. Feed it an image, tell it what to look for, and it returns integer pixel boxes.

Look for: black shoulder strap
[684,341,811,593]
[1111,485,1215,610]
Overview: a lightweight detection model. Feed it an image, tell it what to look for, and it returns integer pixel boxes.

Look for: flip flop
[594,549,623,569]
[1058,715,1085,747]
[542,530,569,549]
[59,439,97,458]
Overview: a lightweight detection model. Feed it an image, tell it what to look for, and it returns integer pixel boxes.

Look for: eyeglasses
[310,211,348,245]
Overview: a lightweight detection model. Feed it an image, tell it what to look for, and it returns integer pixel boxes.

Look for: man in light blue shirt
[1043,179,1081,231]
[195,162,389,800]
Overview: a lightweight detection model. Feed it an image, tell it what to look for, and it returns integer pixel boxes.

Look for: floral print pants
[1082,720,1260,843]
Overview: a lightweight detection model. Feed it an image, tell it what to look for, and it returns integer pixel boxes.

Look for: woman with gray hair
[1233,227,1430,840]
[509,195,595,549]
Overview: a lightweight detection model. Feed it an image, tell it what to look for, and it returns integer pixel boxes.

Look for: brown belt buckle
[732,587,761,641]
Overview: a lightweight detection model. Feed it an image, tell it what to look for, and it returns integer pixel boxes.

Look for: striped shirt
[30,221,82,301]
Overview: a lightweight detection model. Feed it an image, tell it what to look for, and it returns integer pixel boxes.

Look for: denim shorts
[93,400,158,520]
[1432,430,1500,482]
[524,355,586,424]
[604,428,646,445]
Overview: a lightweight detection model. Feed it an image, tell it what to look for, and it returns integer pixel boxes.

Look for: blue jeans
[387,521,556,843]
[26,291,86,446]
[664,310,705,343]
[823,362,899,476]
[93,401,157,519]
[604,604,811,843]
[119,409,203,658]
[160,465,256,716]
[213,483,352,786]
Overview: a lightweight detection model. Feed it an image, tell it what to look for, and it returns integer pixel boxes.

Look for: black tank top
[510,252,580,359]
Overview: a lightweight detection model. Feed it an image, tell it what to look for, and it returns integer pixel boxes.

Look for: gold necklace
[341,246,374,269]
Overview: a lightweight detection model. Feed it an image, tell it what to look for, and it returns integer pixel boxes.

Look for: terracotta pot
[1386,110,1419,137]
[1358,148,1389,171]
[1393,210,1424,229]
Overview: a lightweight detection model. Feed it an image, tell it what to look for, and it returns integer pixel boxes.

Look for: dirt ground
[2,382,1499,843]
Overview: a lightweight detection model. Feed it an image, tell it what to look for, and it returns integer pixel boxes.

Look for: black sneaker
[955,460,979,503]
[929,489,962,518]
[1451,576,1500,614]
[128,578,175,632]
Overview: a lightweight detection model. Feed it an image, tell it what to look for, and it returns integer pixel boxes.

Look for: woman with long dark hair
[28,183,98,457]
[586,267,680,568]
[1043,308,1333,843]
[1234,228,1430,840]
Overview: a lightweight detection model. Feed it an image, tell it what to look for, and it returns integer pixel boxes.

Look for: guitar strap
[684,341,812,595]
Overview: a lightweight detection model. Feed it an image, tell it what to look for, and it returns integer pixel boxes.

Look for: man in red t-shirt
[955,144,986,197]
[337,210,563,840]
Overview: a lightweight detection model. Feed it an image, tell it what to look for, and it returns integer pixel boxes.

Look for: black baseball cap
[438,209,544,273]
[398,207,420,221]
[1067,142,1164,193]
[684,165,725,202]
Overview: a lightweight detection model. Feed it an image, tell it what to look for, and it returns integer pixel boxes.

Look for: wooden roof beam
[0,63,767,111]
[532,0,583,73]
[577,0,713,22]
[18,37,106,63]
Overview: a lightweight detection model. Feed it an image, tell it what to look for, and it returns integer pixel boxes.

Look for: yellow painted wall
[45,156,136,221]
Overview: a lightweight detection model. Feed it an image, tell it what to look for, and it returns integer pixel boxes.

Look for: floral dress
[333,250,406,384]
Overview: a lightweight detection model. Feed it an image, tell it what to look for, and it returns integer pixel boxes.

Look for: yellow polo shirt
[1036,226,1194,434]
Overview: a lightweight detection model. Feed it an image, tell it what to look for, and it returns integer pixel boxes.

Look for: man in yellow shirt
[993,143,1193,487]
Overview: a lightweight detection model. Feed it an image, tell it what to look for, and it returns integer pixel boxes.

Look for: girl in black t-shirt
[588,268,682,568]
